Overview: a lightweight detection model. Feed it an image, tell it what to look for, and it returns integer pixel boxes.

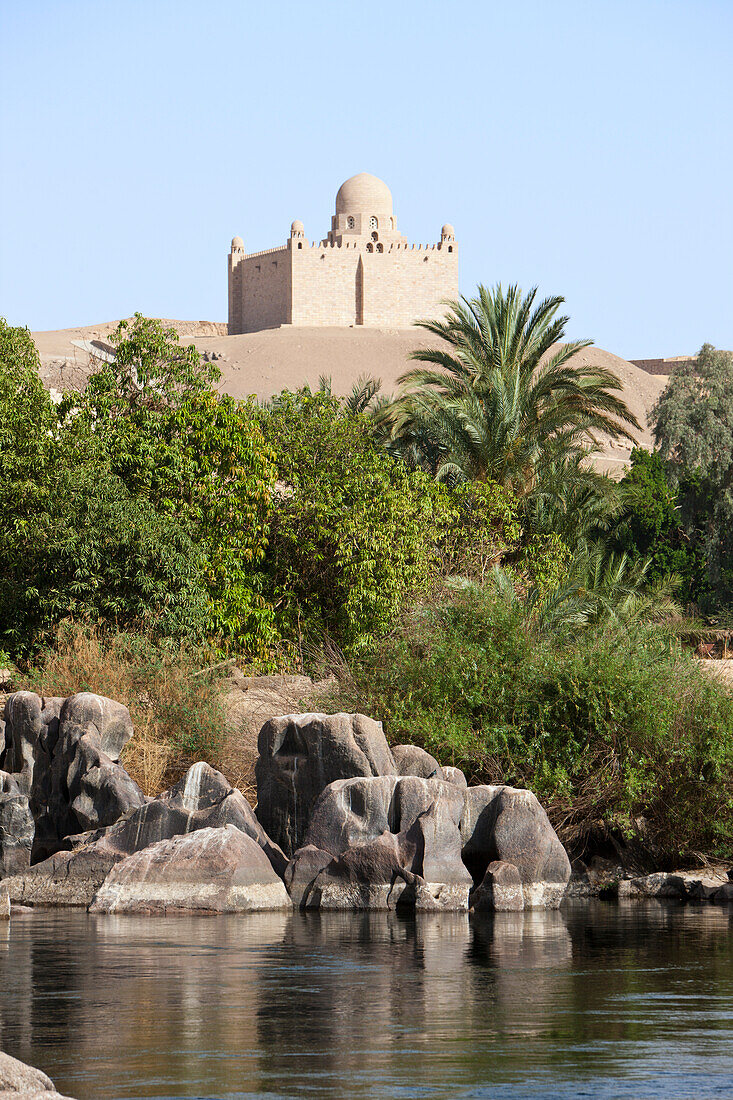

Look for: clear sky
[1,0,731,358]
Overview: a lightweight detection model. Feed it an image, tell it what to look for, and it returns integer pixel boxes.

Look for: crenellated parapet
[228,173,458,333]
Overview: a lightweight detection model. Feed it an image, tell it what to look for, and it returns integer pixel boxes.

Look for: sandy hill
[32,321,667,475]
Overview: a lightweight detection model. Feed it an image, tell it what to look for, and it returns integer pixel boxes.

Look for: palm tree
[379,284,640,493]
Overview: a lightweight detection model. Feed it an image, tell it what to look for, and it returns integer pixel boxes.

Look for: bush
[18,623,229,796]
[332,586,733,862]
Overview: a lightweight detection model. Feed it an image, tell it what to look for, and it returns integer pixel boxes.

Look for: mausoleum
[228,173,458,333]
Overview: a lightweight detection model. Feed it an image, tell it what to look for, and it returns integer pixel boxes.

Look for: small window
[448,245,453,253]
[376,242,383,252]
[370,216,378,230]
[298,242,302,249]
[371,231,378,241]
[366,242,374,252]
[347,216,355,229]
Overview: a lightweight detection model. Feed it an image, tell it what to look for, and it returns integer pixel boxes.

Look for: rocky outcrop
[0,691,145,865]
[1,763,287,907]
[89,825,291,915]
[618,870,733,903]
[0,1049,75,1097]
[1,847,120,908]
[289,775,473,911]
[460,785,571,909]
[256,713,396,856]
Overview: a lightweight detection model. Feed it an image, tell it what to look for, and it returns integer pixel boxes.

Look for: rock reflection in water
[0,903,731,1099]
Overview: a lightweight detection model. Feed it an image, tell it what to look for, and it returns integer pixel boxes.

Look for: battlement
[228,173,458,333]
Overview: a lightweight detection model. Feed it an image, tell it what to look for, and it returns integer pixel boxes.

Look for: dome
[291,219,304,233]
[231,236,244,250]
[441,224,455,238]
[335,173,393,216]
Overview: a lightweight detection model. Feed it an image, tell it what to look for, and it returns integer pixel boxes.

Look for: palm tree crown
[379,283,640,493]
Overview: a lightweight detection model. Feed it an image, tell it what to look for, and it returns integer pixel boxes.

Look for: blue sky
[1,0,731,358]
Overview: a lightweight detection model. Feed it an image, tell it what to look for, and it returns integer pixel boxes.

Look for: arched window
[298,242,302,249]
[366,242,374,252]
[376,242,383,252]
[347,216,355,229]
[371,231,378,241]
[370,216,378,230]
[448,245,453,253]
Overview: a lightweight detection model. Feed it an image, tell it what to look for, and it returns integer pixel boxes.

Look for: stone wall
[229,240,458,333]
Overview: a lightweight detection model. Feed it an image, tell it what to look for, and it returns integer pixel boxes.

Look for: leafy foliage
[333,586,733,861]
[257,388,450,653]
[650,344,733,607]
[379,284,639,491]
[612,449,707,605]
[65,317,278,655]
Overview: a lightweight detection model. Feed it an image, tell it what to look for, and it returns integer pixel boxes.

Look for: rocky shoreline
[1,691,730,918]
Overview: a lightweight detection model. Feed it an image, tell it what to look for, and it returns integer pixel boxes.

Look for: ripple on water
[0,901,731,1099]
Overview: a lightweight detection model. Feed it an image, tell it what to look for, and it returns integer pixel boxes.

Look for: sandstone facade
[228,173,458,332]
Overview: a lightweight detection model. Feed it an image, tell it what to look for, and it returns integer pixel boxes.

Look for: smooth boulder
[0,1050,76,1098]
[256,713,396,855]
[89,825,291,915]
[391,744,444,780]
[471,860,524,911]
[0,691,144,862]
[460,785,570,909]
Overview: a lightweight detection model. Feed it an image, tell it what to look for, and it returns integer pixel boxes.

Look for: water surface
[1,901,732,1099]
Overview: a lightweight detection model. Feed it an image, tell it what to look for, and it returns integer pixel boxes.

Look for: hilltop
[31,320,667,474]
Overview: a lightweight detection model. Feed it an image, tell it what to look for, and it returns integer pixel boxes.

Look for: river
[1,901,732,1099]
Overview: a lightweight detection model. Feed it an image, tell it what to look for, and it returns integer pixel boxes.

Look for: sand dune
[32,320,667,473]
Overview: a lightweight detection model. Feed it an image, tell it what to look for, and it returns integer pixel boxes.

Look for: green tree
[67,317,278,655]
[612,449,706,604]
[650,344,733,606]
[0,320,210,651]
[380,283,640,492]
[257,388,450,653]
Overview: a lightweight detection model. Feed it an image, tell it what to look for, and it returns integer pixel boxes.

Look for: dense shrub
[650,344,733,609]
[66,316,278,656]
[332,586,733,861]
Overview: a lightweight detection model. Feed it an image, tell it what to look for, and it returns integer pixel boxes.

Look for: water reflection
[0,903,731,1099]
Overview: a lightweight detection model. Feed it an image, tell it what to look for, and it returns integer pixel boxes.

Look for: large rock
[1,847,120,908]
[256,713,396,855]
[0,691,144,862]
[89,825,291,915]
[0,1050,75,1097]
[1,763,287,907]
[87,761,287,876]
[460,785,570,909]
[0,772,34,877]
[292,775,473,911]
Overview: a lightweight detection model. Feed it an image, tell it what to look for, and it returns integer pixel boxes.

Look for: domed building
[228,173,457,333]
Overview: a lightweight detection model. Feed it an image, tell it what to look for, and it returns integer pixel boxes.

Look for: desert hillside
[31,321,667,474]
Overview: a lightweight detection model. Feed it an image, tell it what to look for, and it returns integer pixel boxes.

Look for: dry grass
[18,623,228,796]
